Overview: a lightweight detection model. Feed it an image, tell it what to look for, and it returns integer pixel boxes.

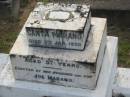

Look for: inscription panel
[10,55,96,89]
[26,29,83,49]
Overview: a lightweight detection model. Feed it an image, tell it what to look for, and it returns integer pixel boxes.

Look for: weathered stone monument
[10,3,107,90]
[0,2,121,97]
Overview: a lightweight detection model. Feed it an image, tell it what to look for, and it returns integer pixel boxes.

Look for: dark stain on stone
[10,54,16,58]
[113,93,125,97]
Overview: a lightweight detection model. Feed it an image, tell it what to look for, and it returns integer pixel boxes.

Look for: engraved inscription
[11,55,95,88]
[26,28,83,40]
[26,28,84,49]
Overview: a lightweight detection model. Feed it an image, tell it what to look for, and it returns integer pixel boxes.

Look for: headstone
[25,3,91,50]
[9,3,107,90]
[0,36,118,97]
[10,17,107,89]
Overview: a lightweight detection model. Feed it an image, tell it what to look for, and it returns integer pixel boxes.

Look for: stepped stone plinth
[10,17,107,89]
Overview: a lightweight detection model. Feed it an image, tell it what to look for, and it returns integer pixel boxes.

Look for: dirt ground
[0,1,130,67]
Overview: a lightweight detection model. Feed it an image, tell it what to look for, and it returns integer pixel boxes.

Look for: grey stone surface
[0,36,118,97]
[113,68,130,97]
[9,17,107,89]
[10,17,107,63]
[26,3,91,50]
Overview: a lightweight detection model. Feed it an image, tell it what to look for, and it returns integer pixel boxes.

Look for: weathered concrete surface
[92,0,130,10]
[0,36,118,97]
[113,68,130,97]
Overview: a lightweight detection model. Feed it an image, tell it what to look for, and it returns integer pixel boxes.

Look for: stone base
[0,36,118,97]
[113,68,130,97]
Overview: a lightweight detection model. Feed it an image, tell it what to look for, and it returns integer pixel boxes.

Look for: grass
[109,26,130,67]
[0,0,36,52]
[0,18,19,52]
[0,31,18,53]
[119,40,130,67]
